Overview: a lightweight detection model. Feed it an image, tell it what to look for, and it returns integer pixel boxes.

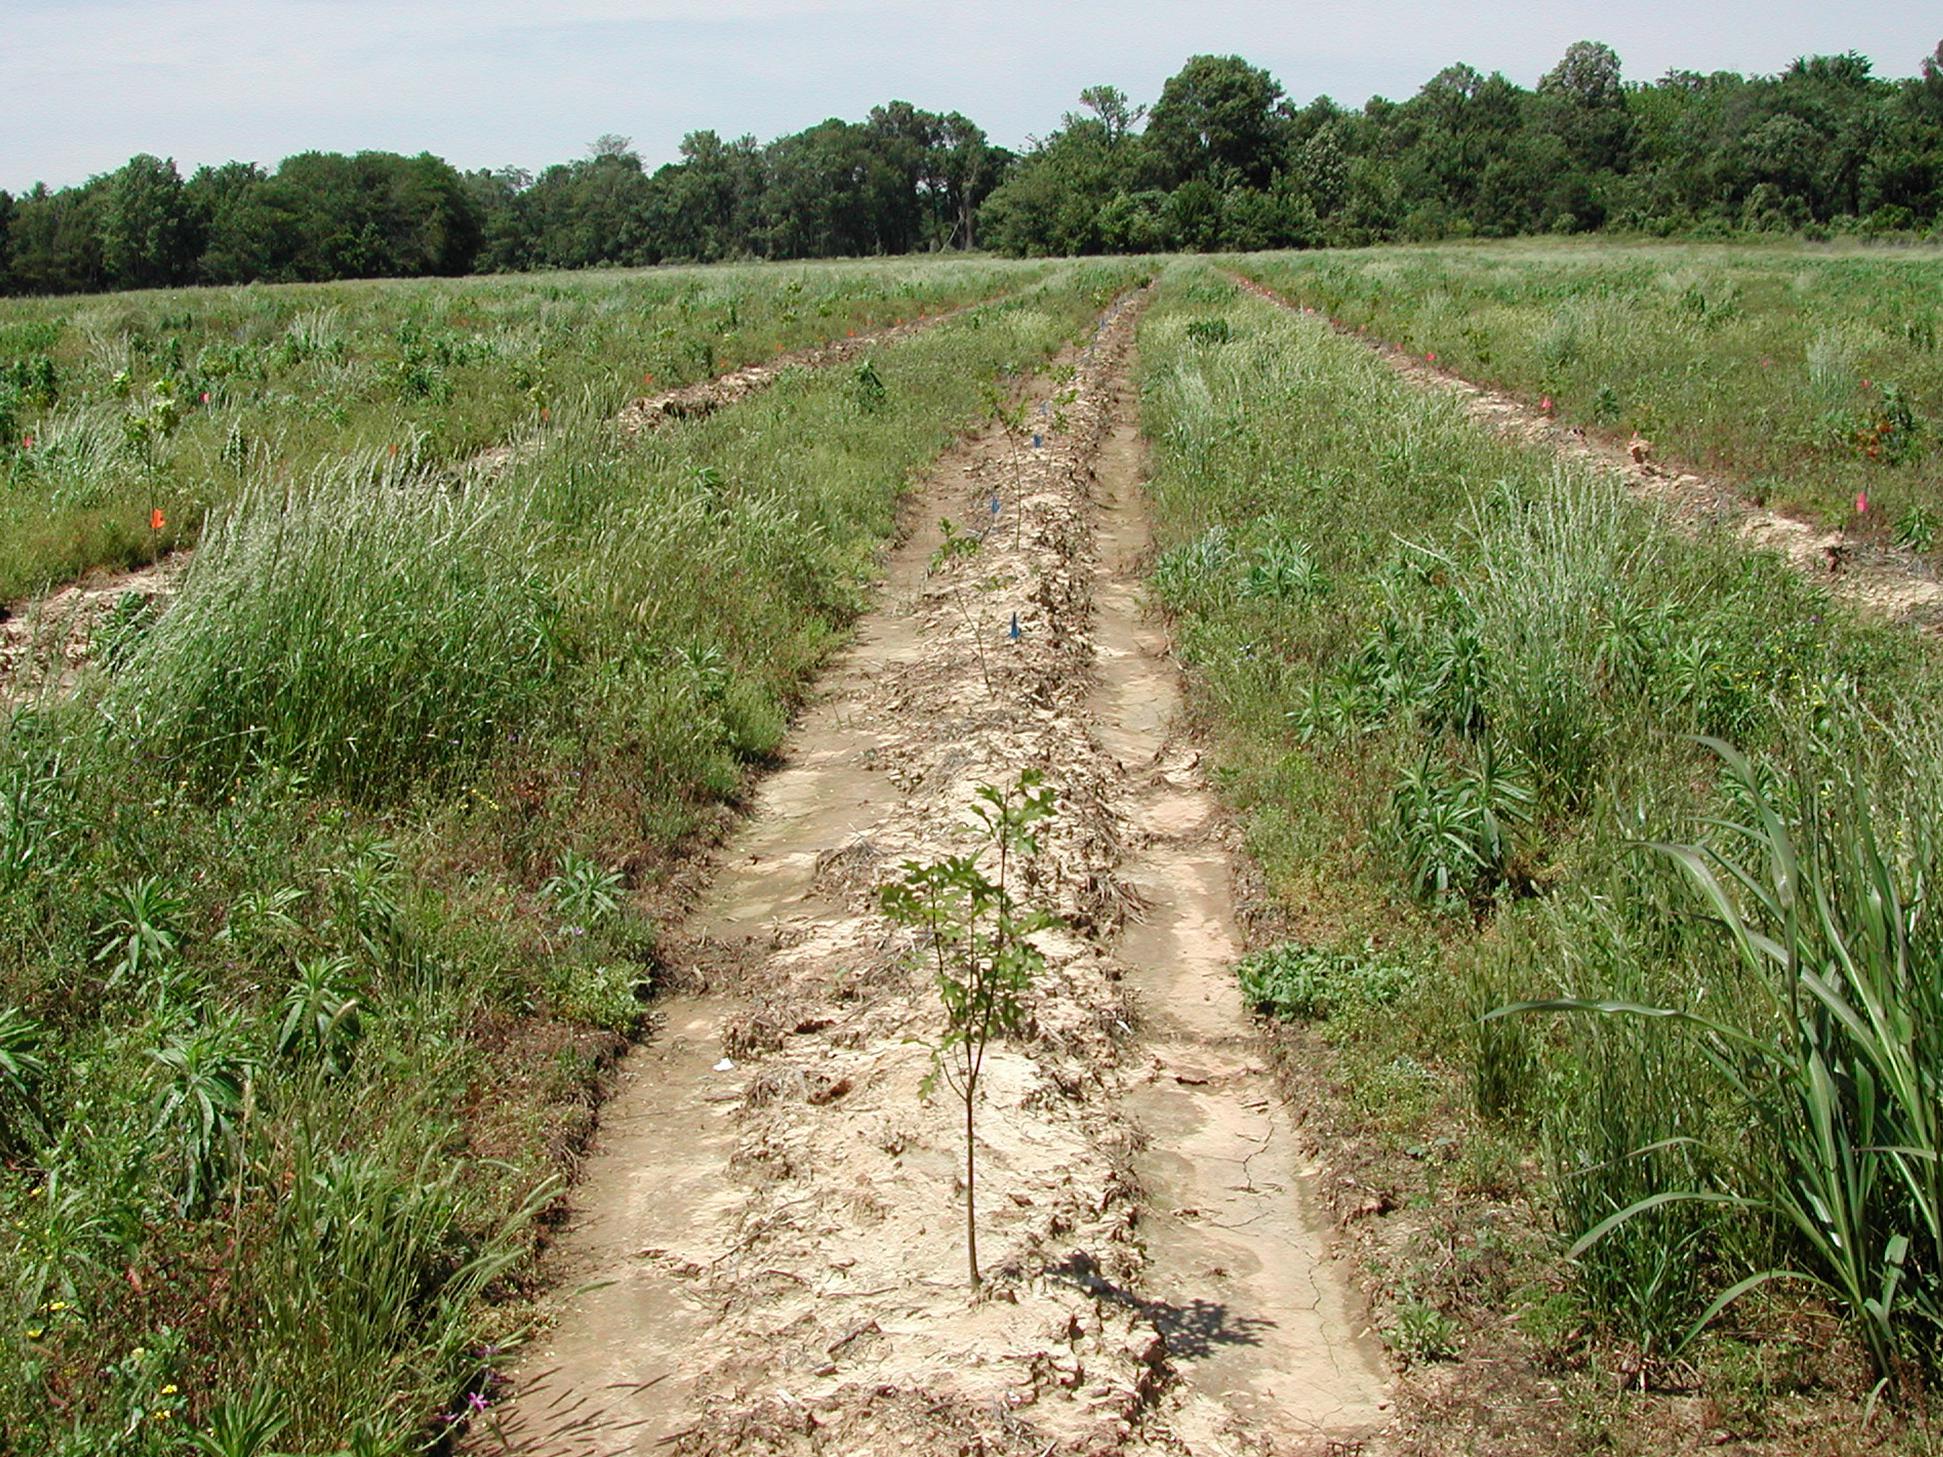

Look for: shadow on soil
[1046,1252,1274,1359]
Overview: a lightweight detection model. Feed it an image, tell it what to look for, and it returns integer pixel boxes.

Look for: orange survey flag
[150,508,166,531]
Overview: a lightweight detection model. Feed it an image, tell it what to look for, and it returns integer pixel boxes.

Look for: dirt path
[0,308,969,706]
[1090,383,1387,1452]
[1230,273,1943,631]
[481,296,1389,1456]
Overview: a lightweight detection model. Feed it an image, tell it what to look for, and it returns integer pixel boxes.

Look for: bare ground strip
[481,295,1389,1457]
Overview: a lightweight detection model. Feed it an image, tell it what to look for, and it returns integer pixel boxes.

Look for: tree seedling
[880,769,1058,1289]
[928,517,981,575]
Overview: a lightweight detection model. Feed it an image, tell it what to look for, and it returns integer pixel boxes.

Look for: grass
[0,258,1145,1453]
[1135,258,1943,1441]
[0,257,1051,602]
[1232,238,1943,554]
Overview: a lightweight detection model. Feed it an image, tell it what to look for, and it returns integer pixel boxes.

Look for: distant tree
[927,112,1005,249]
[1922,40,1943,121]
[1418,62,1487,129]
[865,102,940,253]
[7,180,106,294]
[1163,175,1223,248]
[1219,174,1320,250]
[525,149,653,268]
[1536,40,1634,200]
[1078,85,1145,146]
[0,190,13,293]
[1095,188,1168,251]
[588,134,639,162]
[1295,122,1348,219]
[663,129,764,260]
[101,154,196,289]
[1337,154,1403,244]
[1541,40,1625,108]
[460,167,532,273]
[762,120,886,257]
[1858,42,1943,222]
[231,151,480,281]
[1786,52,1875,90]
[1146,54,1289,187]
[187,161,271,284]
[980,107,1135,255]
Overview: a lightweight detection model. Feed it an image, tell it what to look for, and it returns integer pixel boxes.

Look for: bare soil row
[481,294,1390,1456]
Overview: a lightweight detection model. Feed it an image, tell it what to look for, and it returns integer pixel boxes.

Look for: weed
[93,876,186,991]
[90,590,158,672]
[1237,941,1415,1022]
[851,357,888,413]
[1390,1292,1462,1363]
[1238,540,1327,602]
[186,1388,289,1457]
[541,851,625,926]
[217,884,305,953]
[1893,504,1938,552]
[928,517,982,574]
[149,1017,255,1214]
[1390,741,1533,905]
[0,1006,49,1154]
[0,739,77,891]
[551,960,647,1031]
[275,955,363,1074]
[1151,526,1237,613]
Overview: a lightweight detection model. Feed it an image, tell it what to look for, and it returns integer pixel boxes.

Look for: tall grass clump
[1504,727,1943,1380]
[108,464,561,803]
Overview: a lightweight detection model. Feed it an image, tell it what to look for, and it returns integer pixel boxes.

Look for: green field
[6,239,1943,1454]
[1138,255,1943,1446]
[1234,240,1943,555]
[0,257,1142,1452]
[0,258,1048,602]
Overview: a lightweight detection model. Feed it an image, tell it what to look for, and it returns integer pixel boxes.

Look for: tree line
[3,40,1940,296]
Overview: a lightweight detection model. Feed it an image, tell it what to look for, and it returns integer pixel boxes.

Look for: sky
[4,0,1940,193]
